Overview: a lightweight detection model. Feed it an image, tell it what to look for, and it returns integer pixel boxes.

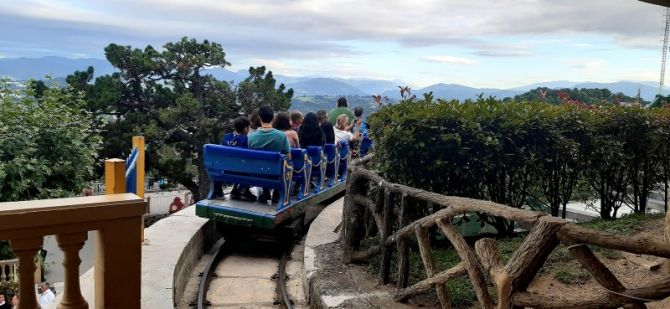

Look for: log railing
[342,156,670,308]
[0,193,145,309]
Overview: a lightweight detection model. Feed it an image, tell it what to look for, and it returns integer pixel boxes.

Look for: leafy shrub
[369,95,670,228]
[0,79,101,202]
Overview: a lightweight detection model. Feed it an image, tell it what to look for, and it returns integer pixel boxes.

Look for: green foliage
[581,212,664,235]
[370,97,670,225]
[514,87,647,105]
[67,37,293,200]
[0,78,101,202]
[236,66,293,112]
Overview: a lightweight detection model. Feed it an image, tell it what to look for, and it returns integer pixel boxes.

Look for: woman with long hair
[298,112,325,147]
[272,111,300,147]
[248,108,261,132]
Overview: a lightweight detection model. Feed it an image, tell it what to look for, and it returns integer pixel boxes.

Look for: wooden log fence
[342,155,670,309]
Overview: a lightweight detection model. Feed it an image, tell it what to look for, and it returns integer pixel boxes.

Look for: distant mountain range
[0,56,660,102]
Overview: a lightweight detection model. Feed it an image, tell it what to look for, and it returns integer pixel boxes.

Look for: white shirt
[39,289,56,306]
[334,128,353,143]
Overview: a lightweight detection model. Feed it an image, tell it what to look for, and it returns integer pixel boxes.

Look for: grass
[581,212,664,235]
[554,266,591,284]
[362,212,663,307]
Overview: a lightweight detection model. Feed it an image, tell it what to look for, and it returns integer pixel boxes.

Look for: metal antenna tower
[660,7,670,95]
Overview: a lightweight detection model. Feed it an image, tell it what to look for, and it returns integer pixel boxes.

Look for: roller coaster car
[195,142,349,237]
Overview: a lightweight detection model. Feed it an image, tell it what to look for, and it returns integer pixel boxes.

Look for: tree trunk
[665,179,668,213]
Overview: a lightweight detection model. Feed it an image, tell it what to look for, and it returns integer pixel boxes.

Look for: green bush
[0,79,101,202]
[369,96,670,228]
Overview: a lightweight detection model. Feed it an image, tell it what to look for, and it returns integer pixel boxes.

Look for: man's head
[337,97,347,107]
[258,105,274,125]
[354,106,364,118]
[316,110,328,124]
[290,111,303,127]
[232,116,251,134]
[11,294,17,305]
[38,282,49,293]
[0,293,6,303]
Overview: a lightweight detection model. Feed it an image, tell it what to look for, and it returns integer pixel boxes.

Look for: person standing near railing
[37,282,55,307]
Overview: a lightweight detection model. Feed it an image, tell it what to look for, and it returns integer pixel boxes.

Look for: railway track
[193,237,305,308]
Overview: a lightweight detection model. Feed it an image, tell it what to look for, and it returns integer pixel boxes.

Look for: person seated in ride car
[299,112,325,147]
[334,114,360,144]
[273,111,300,148]
[290,111,303,132]
[327,97,356,128]
[349,106,366,156]
[317,110,335,144]
[221,116,256,201]
[248,105,292,204]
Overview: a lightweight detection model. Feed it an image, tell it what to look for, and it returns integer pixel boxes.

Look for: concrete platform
[303,198,414,308]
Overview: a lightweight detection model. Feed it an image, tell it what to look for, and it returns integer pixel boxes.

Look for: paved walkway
[43,230,96,284]
[304,198,413,308]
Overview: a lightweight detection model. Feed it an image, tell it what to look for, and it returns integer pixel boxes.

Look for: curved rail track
[195,238,300,309]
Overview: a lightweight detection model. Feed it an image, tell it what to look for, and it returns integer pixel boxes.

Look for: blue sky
[0,0,667,88]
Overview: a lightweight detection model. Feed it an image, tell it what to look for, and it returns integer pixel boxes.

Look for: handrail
[0,193,145,309]
[342,156,670,308]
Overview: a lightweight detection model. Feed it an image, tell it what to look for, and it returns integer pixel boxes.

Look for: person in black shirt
[299,112,325,147]
[317,110,335,144]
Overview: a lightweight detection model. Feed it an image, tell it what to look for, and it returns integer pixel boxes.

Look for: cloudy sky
[0,0,668,88]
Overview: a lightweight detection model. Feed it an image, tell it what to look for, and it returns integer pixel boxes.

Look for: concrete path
[43,230,96,284]
[304,198,414,308]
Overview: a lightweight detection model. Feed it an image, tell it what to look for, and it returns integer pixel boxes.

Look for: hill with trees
[512,87,648,105]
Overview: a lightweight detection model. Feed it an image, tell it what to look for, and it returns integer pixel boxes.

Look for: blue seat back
[360,136,373,157]
[307,146,326,192]
[203,144,292,208]
[338,141,349,182]
[324,144,337,162]
[338,141,349,159]
[291,148,311,199]
[323,144,339,186]
[204,144,284,177]
[291,148,307,171]
[307,146,323,166]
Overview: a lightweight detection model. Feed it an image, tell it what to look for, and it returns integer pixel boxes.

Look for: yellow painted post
[104,159,126,194]
[132,136,146,244]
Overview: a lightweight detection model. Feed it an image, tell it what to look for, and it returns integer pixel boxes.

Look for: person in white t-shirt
[37,282,55,307]
[334,114,360,144]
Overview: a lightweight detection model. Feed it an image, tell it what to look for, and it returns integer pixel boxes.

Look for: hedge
[369,96,670,233]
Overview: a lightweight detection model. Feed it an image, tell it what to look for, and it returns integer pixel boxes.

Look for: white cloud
[569,59,607,71]
[1,0,665,55]
[420,55,478,65]
[0,0,664,86]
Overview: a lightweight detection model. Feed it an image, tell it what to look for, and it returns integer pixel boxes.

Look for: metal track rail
[196,241,227,309]
[277,249,294,309]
